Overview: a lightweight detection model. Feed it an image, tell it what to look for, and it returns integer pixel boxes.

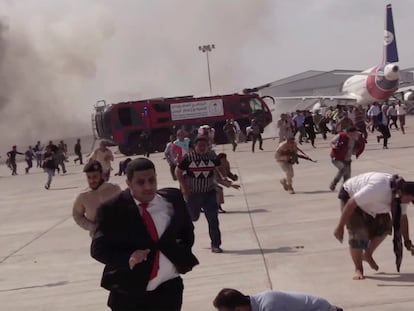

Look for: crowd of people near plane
[276,101,407,148]
[273,101,408,194]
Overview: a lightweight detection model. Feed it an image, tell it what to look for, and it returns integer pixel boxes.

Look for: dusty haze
[1,0,414,151]
[0,0,275,149]
[0,1,114,149]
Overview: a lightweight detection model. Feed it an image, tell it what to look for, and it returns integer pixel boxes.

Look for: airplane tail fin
[383,3,398,63]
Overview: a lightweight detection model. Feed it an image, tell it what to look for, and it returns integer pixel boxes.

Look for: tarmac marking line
[0,215,72,264]
[233,152,274,290]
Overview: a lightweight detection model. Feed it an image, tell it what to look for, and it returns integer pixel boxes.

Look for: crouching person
[213,288,343,311]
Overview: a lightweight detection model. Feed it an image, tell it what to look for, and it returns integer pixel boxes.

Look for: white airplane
[247,4,413,109]
[338,3,400,105]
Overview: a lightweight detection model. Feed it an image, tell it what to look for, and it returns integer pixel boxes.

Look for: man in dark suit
[91,158,199,311]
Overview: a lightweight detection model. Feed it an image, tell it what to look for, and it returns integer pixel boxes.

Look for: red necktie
[140,203,159,280]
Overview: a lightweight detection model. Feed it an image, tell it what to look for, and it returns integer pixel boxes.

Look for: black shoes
[211,247,223,253]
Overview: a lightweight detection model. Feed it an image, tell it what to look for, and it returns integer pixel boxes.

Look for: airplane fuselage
[341,63,399,105]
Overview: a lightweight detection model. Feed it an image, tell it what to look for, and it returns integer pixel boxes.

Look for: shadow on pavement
[366,272,414,284]
[224,208,269,214]
[223,246,304,255]
[50,186,79,191]
[295,190,333,194]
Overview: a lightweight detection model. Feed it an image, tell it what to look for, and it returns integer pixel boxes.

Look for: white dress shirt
[133,194,179,291]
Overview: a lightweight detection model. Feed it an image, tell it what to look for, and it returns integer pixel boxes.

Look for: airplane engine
[383,63,399,80]
[404,91,414,101]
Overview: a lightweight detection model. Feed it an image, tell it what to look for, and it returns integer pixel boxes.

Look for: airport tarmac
[2,120,414,311]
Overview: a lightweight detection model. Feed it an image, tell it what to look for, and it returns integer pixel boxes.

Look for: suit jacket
[91,187,199,295]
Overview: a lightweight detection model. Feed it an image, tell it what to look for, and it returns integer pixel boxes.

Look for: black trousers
[251,134,263,151]
[108,277,183,311]
[74,152,83,164]
[169,163,177,180]
[10,161,17,174]
[377,124,391,147]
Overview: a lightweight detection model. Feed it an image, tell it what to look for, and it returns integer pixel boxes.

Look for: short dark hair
[217,153,227,159]
[126,158,156,180]
[83,160,102,173]
[213,288,250,309]
[194,135,209,144]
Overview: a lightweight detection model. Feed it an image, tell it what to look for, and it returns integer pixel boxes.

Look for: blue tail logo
[383,3,398,63]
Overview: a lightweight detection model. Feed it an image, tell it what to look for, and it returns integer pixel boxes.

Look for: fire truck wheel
[118,144,134,156]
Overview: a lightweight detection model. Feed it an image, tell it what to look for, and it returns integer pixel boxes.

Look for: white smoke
[0,2,114,148]
[0,0,276,150]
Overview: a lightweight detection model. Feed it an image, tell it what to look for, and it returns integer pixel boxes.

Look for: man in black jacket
[91,158,198,311]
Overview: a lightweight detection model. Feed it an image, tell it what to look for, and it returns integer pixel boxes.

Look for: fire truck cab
[92,93,273,156]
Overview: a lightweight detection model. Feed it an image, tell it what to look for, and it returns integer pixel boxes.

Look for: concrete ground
[1,119,414,310]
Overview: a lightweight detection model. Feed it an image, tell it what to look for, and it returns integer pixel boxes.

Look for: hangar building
[254,69,414,112]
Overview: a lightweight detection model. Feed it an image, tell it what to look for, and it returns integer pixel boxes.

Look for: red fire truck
[92,93,274,155]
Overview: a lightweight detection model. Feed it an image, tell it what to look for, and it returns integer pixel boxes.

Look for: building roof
[264,69,363,88]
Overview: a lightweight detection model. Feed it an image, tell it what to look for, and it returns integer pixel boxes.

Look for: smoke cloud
[0,2,114,148]
[1,0,414,152]
[0,0,278,150]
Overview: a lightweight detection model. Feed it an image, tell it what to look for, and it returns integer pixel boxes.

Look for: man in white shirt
[213,288,343,311]
[367,102,380,132]
[334,172,414,280]
[387,104,398,130]
[396,101,407,134]
[231,119,243,143]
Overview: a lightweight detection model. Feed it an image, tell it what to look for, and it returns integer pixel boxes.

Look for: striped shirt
[178,150,220,193]
[353,108,365,126]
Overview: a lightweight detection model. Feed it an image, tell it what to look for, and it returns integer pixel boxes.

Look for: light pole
[198,44,215,95]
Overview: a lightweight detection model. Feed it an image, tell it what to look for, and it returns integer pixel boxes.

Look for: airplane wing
[275,95,356,102]
[395,85,414,93]
[334,71,385,77]
[391,84,414,102]
[274,95,356,101]
[273,95,358,111]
